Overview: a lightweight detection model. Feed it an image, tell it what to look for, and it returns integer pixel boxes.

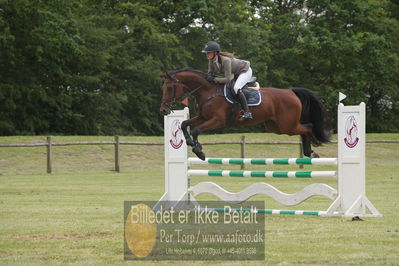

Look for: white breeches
[233,67,252,94]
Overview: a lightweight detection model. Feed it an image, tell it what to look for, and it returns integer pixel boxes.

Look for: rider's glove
[206,74,215,83]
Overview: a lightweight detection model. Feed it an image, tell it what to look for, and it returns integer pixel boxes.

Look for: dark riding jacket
[208,55,250,84]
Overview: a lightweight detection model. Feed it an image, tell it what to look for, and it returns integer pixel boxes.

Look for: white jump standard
[157,102,382,217]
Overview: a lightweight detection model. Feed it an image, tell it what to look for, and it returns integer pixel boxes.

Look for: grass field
[0,133,398,265]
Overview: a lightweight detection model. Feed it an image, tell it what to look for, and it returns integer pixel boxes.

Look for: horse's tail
[292,88,331,145]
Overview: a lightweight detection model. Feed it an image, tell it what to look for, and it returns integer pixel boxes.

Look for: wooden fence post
[241,135,246,170]
[47,136,52,174]
[115,136,120,172]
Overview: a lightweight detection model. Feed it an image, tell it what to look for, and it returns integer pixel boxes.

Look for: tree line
[1,0,398,135]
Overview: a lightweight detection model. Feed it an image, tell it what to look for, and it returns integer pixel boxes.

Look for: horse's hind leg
[265,120,317,157]
[287,123,319,158]
[301,134,319,158]
[299,125,320,158]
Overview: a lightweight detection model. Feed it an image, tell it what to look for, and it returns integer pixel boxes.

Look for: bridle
[161,76,202,109]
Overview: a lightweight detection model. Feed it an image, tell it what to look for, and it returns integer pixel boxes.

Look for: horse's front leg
[191,118,224,160]
[181,117,203,147]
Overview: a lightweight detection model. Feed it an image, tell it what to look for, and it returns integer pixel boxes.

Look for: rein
[184,84,203,99]
[160,81,202,109]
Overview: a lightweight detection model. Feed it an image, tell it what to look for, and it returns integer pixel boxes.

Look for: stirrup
[239,111,253,121]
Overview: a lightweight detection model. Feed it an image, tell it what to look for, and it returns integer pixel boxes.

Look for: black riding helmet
[202,41,221,53]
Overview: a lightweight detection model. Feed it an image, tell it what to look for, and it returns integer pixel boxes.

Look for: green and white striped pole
[187,169,337,178]
[188,157,337,166]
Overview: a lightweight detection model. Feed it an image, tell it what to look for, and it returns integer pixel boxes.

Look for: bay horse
[160,68,330,160]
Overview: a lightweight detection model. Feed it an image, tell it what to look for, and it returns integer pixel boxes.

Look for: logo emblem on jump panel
[169,119,184,149]
[344,115,359,148]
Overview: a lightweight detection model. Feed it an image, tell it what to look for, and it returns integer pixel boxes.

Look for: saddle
[224,77,262,106]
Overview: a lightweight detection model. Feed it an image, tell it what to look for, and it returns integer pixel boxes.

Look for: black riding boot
[237,89,253,120]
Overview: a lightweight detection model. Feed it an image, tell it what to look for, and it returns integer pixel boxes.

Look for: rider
[202,41,253,120]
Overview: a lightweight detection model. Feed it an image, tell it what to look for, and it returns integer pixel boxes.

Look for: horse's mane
[167,67,206,78]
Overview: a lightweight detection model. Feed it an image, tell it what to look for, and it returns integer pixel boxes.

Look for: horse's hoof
[186,139,194,146]
[192,142,202,150]
[192,146,200,155]
[192,148,205,161]
[197,152,206,161]
[311,151,320,158]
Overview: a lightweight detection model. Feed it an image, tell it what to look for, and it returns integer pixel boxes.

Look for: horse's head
[160,68,209,115]
[159,72,187,115]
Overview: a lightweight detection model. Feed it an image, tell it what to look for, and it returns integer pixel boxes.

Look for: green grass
[0,133,399,265]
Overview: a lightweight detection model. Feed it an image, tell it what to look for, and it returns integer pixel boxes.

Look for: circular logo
[125,203,157,258]
[344,115,359,148]
[169,119,184,149]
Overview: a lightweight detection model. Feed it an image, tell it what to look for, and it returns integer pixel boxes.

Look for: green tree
[255,0,399,131]
[302,0,399,131]
[1,0,398,135]
[0,0,82,134]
